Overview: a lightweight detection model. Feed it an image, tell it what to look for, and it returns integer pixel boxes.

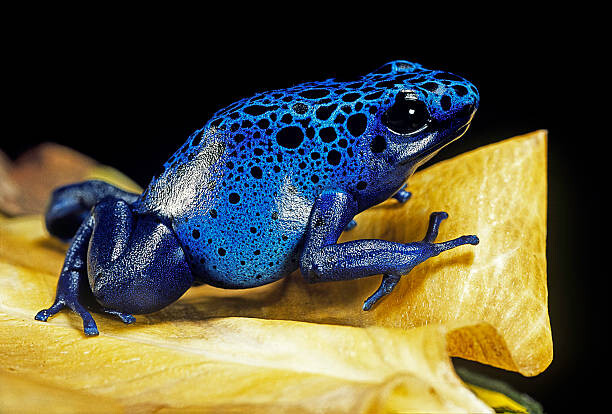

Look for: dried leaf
[0,143,140,216]
[0,131,550,412]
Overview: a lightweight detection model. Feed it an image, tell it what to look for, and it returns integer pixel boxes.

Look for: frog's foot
[361,212,478,310]
[392,183,412,203]
[343,219,357,231]
[45,180,139,242]
[299,190,478,311]
[362,274,401,311]
[35,296,100,336]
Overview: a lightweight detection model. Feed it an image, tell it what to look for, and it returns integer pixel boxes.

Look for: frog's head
[353,60,479,200]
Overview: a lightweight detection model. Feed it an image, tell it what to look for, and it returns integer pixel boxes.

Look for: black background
[3,11,603,412]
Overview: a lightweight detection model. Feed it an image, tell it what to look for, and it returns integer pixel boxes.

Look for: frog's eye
[382,91,430,135]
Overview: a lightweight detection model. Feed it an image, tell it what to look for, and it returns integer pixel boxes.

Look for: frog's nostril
[456,103,476,120]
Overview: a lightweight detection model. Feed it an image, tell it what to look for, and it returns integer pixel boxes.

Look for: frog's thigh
[87,199,193,315]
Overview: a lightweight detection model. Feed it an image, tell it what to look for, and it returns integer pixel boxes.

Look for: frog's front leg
[392,183,412,203]
[36,198,193,335]
[299,190,478,310]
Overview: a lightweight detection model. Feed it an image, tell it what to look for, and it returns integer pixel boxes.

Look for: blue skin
[35,60,480,335]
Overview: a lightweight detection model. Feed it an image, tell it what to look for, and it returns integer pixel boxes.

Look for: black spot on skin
[250,226,257,233]
[327,150,341,165]
[453,85,468,96]
[254,147,264,156]
[229,193,240,204]
[371,135,387,153]
[342,92,361,102]
[191,130,205,146]
[244,105,276,116]
[250,166,263,179]
[276,126,304,149]
[338,138,348,148]
[356,181,367,190]
[282,235,288,241]
[234,134,245,143]
[440,95,452,111]
[316,103,337,121]
[306,126,315,139]
[422,82,439,92]
[226,161,234,169]
[319,127,337,143]
[311,174,319,183]
[218,248,226,256]
[334,114,346,124]
[311,152,320,160]
[210,209,217,218]
[299,89,330,99]
[192,229,200,239]
[346,113,367,137]
[293,102,308,114]
[364,90,384,100]
[281,114,293,124]
[254,249,261,255]
[257,119,270,129]
[273,165,281,173]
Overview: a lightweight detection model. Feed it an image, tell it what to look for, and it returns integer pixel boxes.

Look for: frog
[35,60,480,336]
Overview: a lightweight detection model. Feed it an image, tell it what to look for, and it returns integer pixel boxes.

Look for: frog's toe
[362,274,401,311]
[99,308,136,324]
[392,184,412,203]
[35,299,100,336]
[344,219,357,231]
[34,301,65,322]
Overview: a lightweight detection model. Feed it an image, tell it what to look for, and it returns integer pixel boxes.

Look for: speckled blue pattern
[135,60,479,288]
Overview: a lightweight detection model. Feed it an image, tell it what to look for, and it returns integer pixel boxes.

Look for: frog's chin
[398,120,472,167]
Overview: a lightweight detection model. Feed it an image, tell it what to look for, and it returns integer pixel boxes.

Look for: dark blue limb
[343,219,357,232]
[36,197,193,335]
[34,214,104,335]
[45,180,139,242]
[86,198,193,316]
[299,190,478,310]
[392,183,412,203]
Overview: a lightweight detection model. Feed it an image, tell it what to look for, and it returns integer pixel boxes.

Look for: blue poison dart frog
[35,60,480,336]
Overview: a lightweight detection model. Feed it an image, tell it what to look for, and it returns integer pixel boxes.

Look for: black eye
[382,91,429,135]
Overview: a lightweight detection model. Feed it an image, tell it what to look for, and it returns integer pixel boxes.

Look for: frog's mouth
[399,105,476,167]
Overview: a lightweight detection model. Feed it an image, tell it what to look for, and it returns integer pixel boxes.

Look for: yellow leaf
[157,130,551,376]
[0,130,550,412]
[0,225,490,412]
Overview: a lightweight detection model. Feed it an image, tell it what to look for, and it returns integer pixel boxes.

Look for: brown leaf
[0,143,140,216]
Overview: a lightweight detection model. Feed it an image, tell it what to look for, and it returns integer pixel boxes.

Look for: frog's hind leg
[299,190,478,311]
[45,180,140,242]
[36,197,193,335]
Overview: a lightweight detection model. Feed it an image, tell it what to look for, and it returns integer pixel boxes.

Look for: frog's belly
[172,197,312,289]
